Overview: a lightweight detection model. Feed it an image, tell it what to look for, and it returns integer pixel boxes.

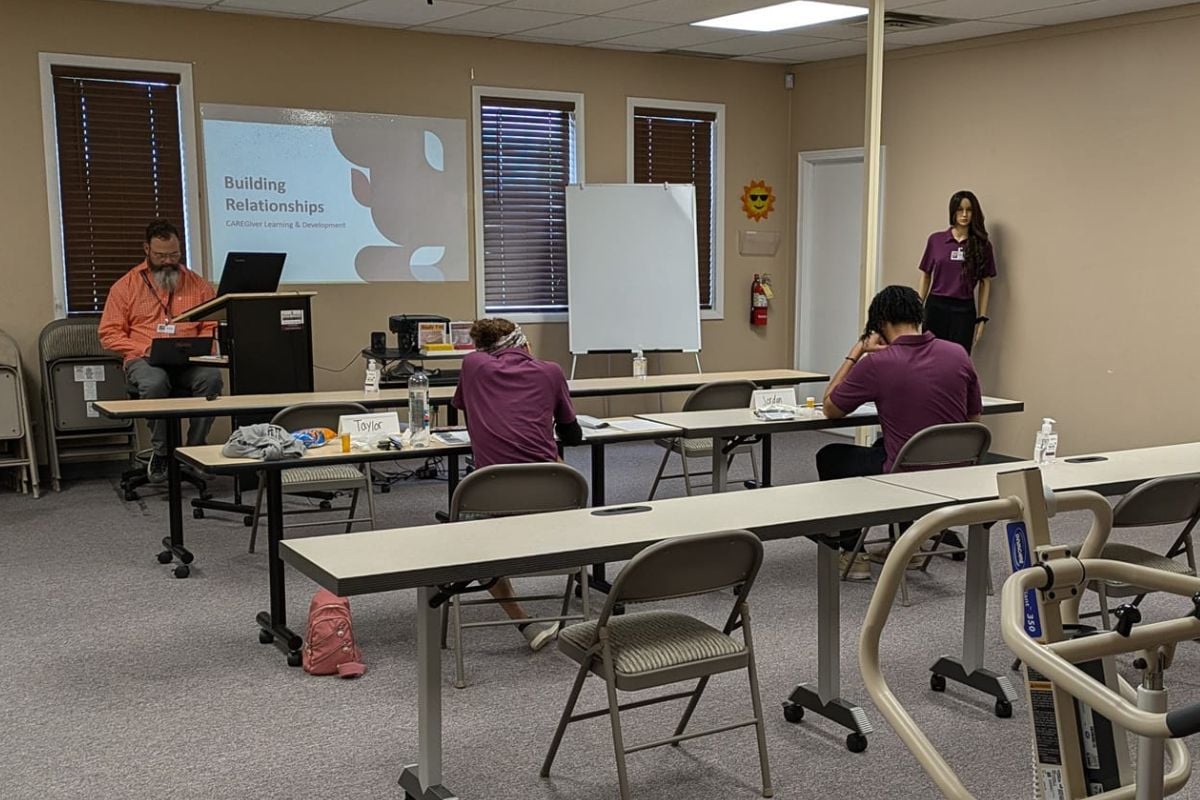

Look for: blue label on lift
[1007,521,1042,638]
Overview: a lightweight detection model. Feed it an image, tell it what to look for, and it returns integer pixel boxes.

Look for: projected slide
[200,104,468,283]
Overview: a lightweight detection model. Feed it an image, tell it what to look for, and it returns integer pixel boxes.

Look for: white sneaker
[522,622,560,652]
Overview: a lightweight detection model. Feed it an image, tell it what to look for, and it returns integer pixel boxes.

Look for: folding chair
[542,529,773,800]
[1085,473,1200,629]
[843,422,991,606]
[0,329,39,497]
[439,462,592,689]
[648,380,760,498]
[247,402,376,553]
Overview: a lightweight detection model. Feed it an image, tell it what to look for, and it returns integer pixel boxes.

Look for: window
[474,88,582,321]
[628,100,724,317]
[40,54,201,317]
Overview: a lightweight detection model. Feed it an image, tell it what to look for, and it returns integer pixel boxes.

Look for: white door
[795,148,884,422]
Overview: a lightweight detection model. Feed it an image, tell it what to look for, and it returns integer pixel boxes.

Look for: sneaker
[839,551,872,581]
[146,453,167,484]
[868,544,925,569]
[522,622,561,652]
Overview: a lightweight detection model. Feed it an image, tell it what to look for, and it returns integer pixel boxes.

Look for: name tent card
[338,411,401,445]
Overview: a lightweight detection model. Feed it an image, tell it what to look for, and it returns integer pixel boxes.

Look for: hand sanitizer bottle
[364,359,381,393]
[1034,418,1058,464]
[632,350,647,379]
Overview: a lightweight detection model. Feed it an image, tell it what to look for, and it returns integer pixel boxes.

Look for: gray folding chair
[843,422,992,606]
[541,529,773,800]
[439,462,592,689]
[1086,473,1200,629]
[648,380,760,498]
[38,318,136,491]
[247,402,377,553]
[0,329,39,497]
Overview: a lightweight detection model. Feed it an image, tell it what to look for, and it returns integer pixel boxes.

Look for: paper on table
[610,419,676,433]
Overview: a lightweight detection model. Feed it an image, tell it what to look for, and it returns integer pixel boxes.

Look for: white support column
[857,0,886,447]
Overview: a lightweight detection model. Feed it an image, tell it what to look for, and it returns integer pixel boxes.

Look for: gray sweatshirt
[222,423,306,461]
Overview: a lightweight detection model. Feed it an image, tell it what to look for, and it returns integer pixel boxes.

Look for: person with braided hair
[918,190,996,355]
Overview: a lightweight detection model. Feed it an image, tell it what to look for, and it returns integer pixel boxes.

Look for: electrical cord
[314,350,363,374]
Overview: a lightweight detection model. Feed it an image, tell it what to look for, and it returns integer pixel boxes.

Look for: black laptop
[148,337,215,367]
[216,252,286,296]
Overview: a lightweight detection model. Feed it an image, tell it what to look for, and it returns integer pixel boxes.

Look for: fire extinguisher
[751,273,768,327]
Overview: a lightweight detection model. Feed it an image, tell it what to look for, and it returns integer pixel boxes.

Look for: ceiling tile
[899,0,1084,20]
[507,0,645,12]
[989,0,1191,26]
[214,0,350,14]
[325,0,485,26]
[680,31,838,55]
[792,20,869,40]
[600,23,747,50]
[763,38,868,62]
[522,15,667,42]
[100,0,212,6]
[611,0,780,24]
[884,18,1036,46]
[418,6,577,34]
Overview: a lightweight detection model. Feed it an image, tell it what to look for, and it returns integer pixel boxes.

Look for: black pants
[924,294,976,354]
[816,438,886,551]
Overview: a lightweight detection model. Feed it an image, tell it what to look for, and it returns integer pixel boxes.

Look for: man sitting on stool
[99,219,222,483]
[817,285,982,580]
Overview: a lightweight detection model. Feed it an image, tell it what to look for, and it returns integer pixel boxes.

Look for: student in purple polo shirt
[816,286,983,580]
[452,318,584,650]
[918,190,996,355]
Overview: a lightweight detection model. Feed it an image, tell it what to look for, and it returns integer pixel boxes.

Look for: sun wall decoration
[740,180,775,221]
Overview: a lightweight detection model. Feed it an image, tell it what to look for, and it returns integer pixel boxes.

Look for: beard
[151,265,180,293]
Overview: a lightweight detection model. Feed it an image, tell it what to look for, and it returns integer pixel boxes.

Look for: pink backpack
[302,588,366,678]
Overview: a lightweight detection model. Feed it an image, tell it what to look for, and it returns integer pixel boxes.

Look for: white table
[281,477,952,800]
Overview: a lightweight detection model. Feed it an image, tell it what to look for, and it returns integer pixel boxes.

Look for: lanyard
[140,270,174,321]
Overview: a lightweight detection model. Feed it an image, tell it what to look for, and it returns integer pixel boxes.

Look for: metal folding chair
[648,380,760,498]
[0,329,39,497]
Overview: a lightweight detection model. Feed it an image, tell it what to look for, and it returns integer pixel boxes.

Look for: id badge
[156,323,176,334]
[950,248,965,261]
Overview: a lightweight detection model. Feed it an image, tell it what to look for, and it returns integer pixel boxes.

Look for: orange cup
[340,432,351,453]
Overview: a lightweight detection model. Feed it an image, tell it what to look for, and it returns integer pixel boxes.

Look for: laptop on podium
[215,252,286,295]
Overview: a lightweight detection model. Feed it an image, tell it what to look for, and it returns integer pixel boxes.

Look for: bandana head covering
[482,324,528,353]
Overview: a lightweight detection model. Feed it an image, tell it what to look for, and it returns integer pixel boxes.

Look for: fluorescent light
[692,1,867,32]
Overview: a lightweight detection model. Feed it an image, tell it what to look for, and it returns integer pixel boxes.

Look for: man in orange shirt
[99,219,222,482]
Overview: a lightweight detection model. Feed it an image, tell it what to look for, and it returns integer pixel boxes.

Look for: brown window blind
[479,96,576,314]
[51,65,185,316]
[632,107,717,309]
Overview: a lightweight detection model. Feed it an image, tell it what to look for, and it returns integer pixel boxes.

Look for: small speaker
[370,331,386,352]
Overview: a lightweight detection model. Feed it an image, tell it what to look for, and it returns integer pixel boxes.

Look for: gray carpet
[3,434,1200,800]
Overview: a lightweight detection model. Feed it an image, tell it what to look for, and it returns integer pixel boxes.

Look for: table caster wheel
[782,702,804,724]
[243,516,254,527]
[381,485,390,494]
[193,508,204,519]
[259,630,274,645]
[319,500,332,510]
[995,699,1013,719]
[180,551,194,565]
[287,650,303,667]
[951,552,967,562]
[173,564,190,579]
[125,491,138,501]
[157,550,173,564]
[846,733,868,753]
[930,674,947,692]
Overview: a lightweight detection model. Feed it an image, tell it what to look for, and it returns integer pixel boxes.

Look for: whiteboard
[566,184,702,354]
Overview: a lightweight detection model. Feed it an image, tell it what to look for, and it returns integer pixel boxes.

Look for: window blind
[632,107,717,309]
[52,65,185,316]
[479,96,575,314]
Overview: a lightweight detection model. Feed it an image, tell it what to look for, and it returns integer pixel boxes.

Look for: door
[794,148,884,432]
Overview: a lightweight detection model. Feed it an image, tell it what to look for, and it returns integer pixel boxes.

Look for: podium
[173,292,315,395]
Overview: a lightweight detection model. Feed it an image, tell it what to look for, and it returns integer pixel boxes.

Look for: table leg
[447,453,460,507]
[255,470,303,666]
[159,420,194,577]
[761,434,773,488]
[784,542,874,752]
[588,442,612,594]
[398,586,459,799]
[711,435,727,494]
[929,522,1018,716]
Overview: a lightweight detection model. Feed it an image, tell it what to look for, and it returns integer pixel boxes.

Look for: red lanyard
[140,271,174,321]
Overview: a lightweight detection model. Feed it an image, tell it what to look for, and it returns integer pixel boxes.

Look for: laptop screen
[216,252,286,295]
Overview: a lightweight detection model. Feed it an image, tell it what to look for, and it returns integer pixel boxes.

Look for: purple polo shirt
[829,332,982,471]
[919,229,997,300]
[452,348,576,469]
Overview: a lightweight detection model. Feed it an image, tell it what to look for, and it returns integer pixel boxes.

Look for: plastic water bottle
[632,350,647,379]
[407,368,430,435]
[1033,417,1058,464]
[364,359,381,393]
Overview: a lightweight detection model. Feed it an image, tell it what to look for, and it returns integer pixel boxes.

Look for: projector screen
[200,103,468,283]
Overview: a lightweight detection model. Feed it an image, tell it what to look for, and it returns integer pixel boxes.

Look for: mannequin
[917,190,995,355]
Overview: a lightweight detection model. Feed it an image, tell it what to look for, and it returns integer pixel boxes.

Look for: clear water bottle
[364,358,381,393]
[407,367,430,435]
[632,350,647,379]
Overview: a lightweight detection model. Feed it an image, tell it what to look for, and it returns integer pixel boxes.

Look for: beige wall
[0,0,795,427]
[790,3,1200,456]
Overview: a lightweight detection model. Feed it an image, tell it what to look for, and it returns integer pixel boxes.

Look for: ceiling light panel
[693,1,868,32]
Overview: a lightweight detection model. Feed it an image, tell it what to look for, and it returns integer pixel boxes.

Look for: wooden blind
[52,65,184,316]
[633,107,717,309]
[479,96,575,314]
